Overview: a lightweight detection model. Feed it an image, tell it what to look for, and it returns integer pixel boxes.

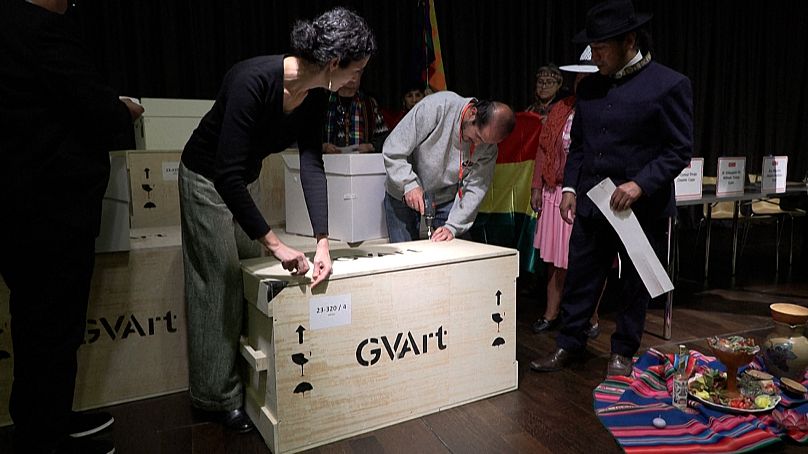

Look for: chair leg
[775,216,782,274]
[788,214,794,267]
[740,217,751,257]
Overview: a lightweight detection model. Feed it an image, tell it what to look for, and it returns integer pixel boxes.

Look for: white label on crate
[162,161,180,181]
[309,294,351,330]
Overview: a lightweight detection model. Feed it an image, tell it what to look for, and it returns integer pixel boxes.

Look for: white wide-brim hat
[559,46,599,73]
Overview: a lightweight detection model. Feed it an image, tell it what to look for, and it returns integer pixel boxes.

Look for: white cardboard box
[284,153,387,243]
[96,153,132,252]
[240,240,519,453]
[134,98,213,150]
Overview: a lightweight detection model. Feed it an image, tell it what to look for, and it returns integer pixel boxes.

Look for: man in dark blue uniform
[530,0,693,377]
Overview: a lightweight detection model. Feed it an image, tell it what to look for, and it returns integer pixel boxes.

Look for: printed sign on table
[716,157,746,196]
[674,157,704,200]
[761,156,788,193]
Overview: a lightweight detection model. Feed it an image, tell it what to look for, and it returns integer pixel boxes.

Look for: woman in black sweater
[178,7,376,431]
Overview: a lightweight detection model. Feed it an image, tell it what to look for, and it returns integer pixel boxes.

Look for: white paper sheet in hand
[586,178,674,298]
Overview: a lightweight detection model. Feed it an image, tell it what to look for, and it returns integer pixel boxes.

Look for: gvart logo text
[355,326,447,367]
[85,311,179,344]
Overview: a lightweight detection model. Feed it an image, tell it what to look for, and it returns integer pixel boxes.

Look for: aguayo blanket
[593,349,808,453]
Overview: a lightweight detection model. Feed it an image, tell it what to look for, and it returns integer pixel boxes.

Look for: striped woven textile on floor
[593,348,808,453]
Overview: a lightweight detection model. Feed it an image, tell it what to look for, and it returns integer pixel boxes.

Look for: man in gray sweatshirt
[382,91,515,242]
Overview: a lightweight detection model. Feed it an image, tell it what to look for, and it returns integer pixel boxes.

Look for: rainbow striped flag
[413,0,446,92]
[469,112,542,273]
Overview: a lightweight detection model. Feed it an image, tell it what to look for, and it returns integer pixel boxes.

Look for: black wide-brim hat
[573,0,652,44]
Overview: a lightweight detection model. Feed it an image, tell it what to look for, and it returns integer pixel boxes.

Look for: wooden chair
[749,197,806,272]
[742,173,805,272]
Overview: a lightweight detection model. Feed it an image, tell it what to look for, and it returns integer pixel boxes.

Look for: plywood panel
[0,246,188,427]
[242,239,518,453]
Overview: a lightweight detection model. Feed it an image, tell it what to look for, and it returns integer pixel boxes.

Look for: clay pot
[762,304,808,381]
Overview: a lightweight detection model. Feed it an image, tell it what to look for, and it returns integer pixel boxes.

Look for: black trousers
[556,213,668,357]
[1,218,95,453]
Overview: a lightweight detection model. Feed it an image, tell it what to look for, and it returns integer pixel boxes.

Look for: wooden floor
[1,221,807,453]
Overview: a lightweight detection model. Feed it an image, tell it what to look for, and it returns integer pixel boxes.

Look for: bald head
[472,100,515,144]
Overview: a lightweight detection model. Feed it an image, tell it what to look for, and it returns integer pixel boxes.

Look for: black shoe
[607,353,633,377]
[585,322,601,339]
[529,347,582,372]
[68,411,114,438]
[56,438,115,454]
[531,317,560,334]
[196,407,254,433]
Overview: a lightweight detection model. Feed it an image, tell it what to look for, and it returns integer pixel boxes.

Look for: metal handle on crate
[239,336,268,372]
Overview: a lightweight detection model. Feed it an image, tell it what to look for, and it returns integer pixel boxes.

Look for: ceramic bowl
[770,303,808,326]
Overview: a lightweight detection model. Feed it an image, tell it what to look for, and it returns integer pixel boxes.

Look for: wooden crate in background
[127,150,182,229]
[240,239,519,453]
[0,242,188,427]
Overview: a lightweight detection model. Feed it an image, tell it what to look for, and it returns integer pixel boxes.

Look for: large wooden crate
[0,240,188,426]
[240,239,518,453]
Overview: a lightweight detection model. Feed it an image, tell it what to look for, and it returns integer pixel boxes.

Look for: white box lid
[283,153,385,176]
[241,240,517,313]
[139,98,214,118]
[242,240,517,309]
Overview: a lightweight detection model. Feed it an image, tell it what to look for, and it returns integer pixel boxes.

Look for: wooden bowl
[770,303,808,325]
[779,377,808,396]
[707,337,760,397]
[745,369,773,380]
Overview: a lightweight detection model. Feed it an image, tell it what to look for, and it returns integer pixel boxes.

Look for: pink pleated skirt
[534,186,573,269]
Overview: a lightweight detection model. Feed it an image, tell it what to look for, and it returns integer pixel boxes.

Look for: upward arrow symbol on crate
[296,325,306,344]
[496,290,502,306]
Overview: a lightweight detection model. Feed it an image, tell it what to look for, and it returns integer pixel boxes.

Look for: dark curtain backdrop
[72,0,808,180]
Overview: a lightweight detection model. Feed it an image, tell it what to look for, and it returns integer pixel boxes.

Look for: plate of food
[688,368,781,413]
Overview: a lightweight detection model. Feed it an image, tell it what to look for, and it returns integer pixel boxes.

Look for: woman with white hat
[530,47,602,336]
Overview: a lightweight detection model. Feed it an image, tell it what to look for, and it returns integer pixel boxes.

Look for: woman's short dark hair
[290,7,377,68]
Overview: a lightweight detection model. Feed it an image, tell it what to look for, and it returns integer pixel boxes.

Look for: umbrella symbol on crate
[492,337,506,348]
[492,312,503,332]
[291,353,308,376]
[293,382,313,396]
[141,184,156,209]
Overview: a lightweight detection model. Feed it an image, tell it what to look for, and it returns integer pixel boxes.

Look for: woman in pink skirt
[531,47,602,336]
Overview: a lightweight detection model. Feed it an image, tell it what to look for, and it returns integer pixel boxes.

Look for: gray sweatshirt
[382,91,498,236]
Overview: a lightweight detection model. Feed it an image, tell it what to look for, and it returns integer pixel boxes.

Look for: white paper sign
[761,156,788,192]
[309,294,352,330]
[162,161,180,181]
[716,157,746,196]
[674,157,704,200]
[587,179,674,298]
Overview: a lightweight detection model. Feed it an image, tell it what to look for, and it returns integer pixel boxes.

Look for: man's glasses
[537,79,560,87]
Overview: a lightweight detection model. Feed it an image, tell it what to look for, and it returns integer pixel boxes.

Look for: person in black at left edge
[0,1,145,453]
[178,7,376,433]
